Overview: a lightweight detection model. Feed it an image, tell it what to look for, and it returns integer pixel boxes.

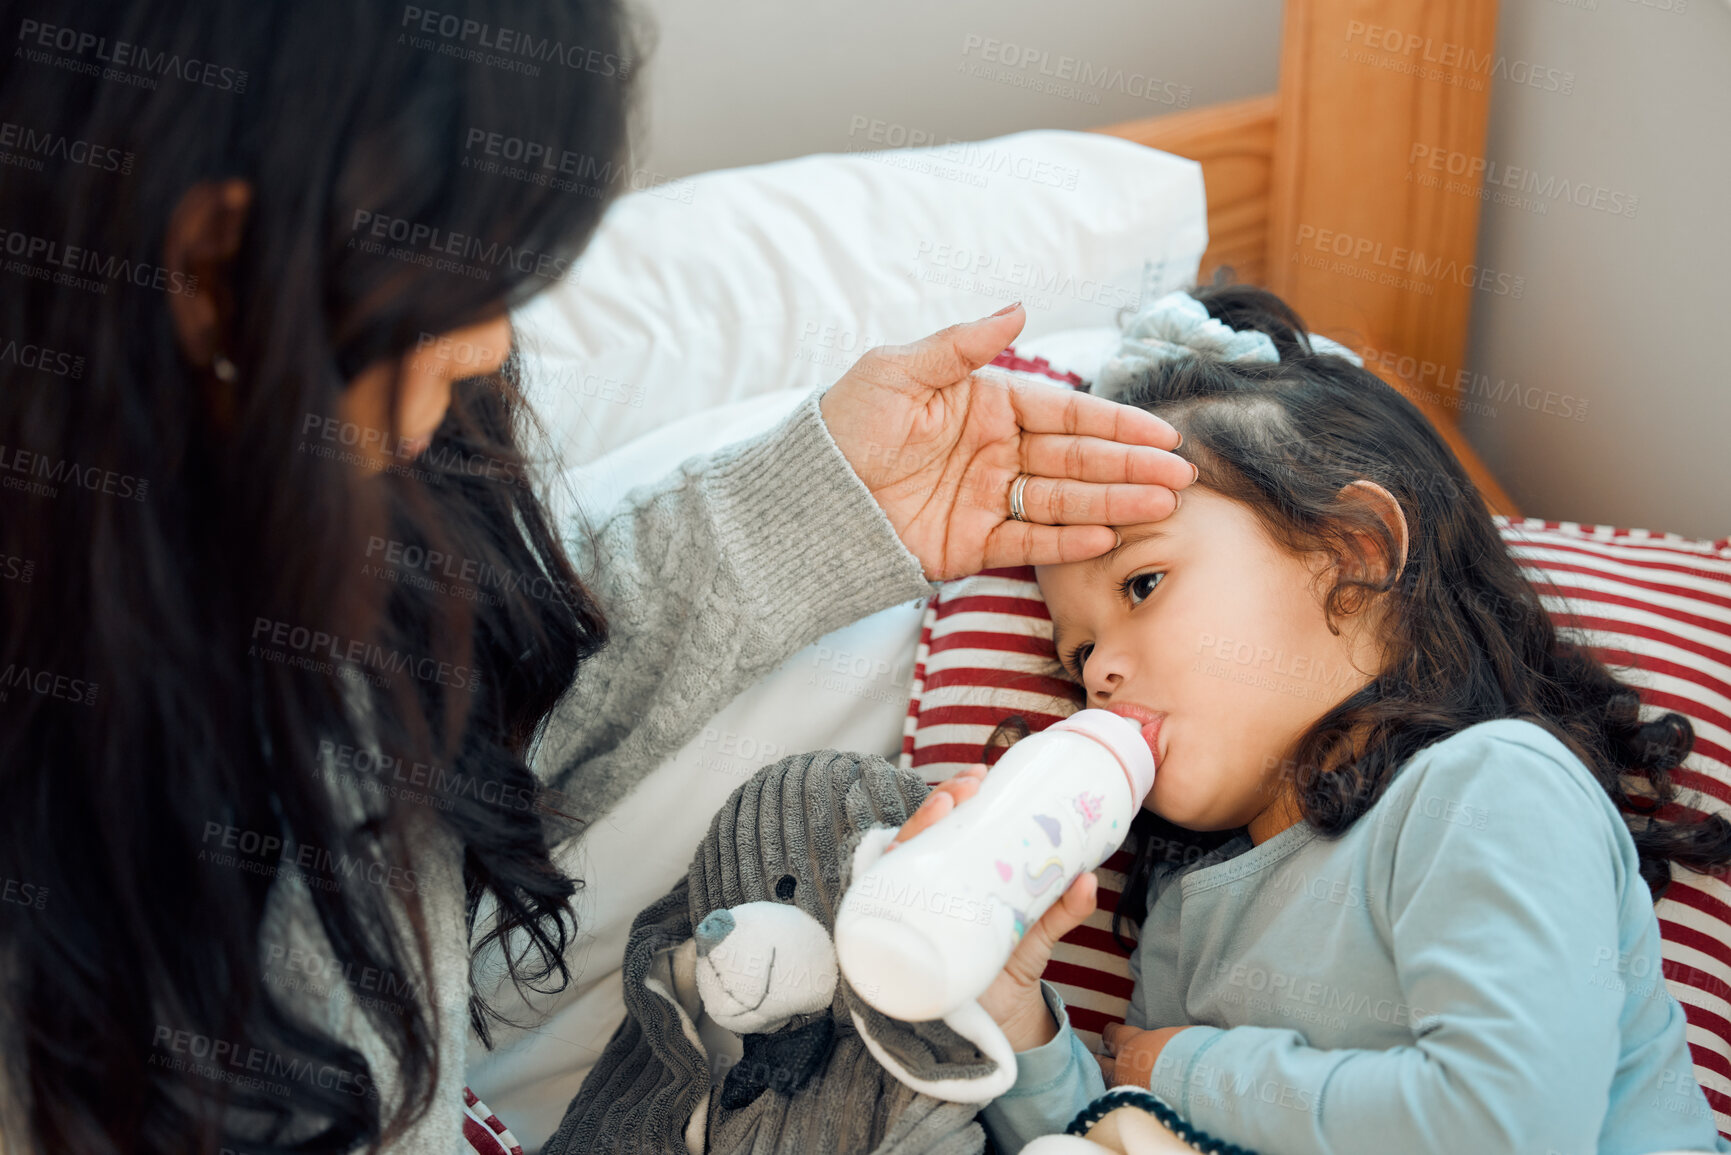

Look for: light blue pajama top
[980,718,1729,1155]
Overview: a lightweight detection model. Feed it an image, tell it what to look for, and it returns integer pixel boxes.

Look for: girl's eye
[1120,571,1165,606]
[1063,643,1093,681]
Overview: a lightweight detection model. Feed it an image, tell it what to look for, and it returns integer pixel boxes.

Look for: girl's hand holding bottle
[882,751,1195,1080]
[881,762,1102,1053]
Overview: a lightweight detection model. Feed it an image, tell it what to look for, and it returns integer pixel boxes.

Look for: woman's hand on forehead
[819,305,1194,581]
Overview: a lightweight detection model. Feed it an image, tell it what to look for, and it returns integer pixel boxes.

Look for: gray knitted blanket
[544,749,1004,1155]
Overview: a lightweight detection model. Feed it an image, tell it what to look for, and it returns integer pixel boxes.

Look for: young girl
[894,285,1731,1154]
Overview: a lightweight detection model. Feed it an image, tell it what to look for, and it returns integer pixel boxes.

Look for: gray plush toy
[543,748,1016,1155]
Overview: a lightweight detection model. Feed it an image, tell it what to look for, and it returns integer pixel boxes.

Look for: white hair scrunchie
[1092,290,1364,401]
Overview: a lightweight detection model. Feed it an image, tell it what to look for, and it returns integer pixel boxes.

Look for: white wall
[628,0,1282,179]
[1461,0,1731,541]
[628,0,1731,540]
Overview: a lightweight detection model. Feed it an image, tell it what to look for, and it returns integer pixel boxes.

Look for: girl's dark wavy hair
[995,281,1731,951]
[0,1,637,1151]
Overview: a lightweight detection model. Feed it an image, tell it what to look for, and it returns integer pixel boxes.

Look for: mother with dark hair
[0,2,1192,1152]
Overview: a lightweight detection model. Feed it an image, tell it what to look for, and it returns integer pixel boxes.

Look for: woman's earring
[212,353,238,384]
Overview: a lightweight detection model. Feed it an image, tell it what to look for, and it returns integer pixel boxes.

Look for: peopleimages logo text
[15,20,248,92]
[399,7,631,77]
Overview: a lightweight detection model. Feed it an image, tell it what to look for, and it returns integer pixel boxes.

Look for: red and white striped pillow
[897,519,1731,1136]
[1506,520,1731,1136]
[463,1086,524,1154]
[896,563,1122,1056]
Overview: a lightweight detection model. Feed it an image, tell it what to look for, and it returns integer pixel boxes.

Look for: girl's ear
[1333,480,1409,590]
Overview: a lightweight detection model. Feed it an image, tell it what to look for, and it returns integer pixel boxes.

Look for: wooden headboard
[1092,0,1517,517]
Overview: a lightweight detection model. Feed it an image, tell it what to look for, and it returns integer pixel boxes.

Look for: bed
[462,0,1731,1149]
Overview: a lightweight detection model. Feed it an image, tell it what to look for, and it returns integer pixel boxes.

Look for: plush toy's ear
[850,998,1016,1104]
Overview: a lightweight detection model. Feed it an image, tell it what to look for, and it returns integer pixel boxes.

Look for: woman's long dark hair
[1026,283,1731,947]
[0,1,637,1151]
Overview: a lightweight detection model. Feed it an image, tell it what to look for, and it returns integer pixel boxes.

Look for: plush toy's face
[692,876,840,1036]
[547,761,1011,1155]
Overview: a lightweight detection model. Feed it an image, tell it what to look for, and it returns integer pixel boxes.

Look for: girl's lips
[1141,716,1164,769]
[1104,703,1166,766]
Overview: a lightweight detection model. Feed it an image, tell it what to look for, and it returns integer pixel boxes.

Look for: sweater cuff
[1008,980,1090,1092]
[701,387,934,631]
[1147,1025,1224,1118]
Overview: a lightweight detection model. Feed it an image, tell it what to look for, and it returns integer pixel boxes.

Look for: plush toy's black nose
[694,909,735,958]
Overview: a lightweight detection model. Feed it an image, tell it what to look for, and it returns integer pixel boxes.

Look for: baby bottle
[835,708,1156,1024]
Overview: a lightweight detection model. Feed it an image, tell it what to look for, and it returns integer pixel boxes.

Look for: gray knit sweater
[255,386,934,1153]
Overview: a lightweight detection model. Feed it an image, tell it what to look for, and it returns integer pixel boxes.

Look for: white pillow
[512,128,1205,469]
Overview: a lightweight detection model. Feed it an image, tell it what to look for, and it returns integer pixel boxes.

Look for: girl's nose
[1074,634,1131,699]
[1088,666,1122,701]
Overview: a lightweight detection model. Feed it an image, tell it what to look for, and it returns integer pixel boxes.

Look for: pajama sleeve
[980,865,1171,1152]
[978,980,1110,1154]
[1142,730,1638,1155]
